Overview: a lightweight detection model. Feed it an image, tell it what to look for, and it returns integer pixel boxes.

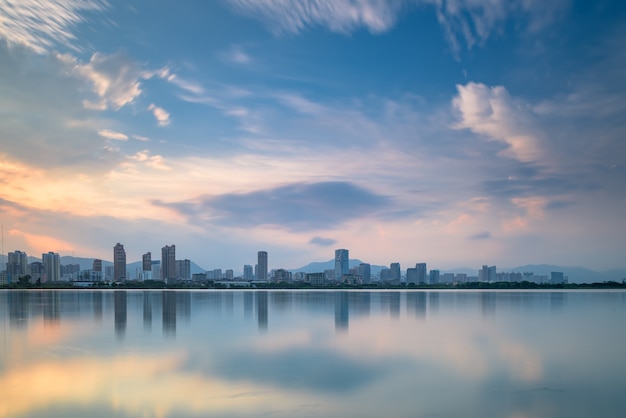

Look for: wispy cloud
[226,0,406,35]
[0,0,108,53]
[148,103,171,126]
[97,129,128,141]
[68,51,144,111]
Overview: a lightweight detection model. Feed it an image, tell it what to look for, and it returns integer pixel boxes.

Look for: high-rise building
[335,249,349,281]
[7,250,28,283]
[161,245,176,281]
[113,243,126,281]
[390,262,401,282]
[358,263,371,283]
[142,252,152,272]
[225,269,234,280]
[406,268,417,285]
[429,269,440,284]
[42,252,61,282]
[93,259,102,272]
[176,259,191,280]
[257,251,268,281]
[416,263,427,285]
[243,264,253,280]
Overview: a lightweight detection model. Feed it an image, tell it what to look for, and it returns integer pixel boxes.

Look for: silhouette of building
[429,269,440,284]
[93,259,102,272]
[142,252,151,272]
[358,263,371,283]
[113,243,126,281]
[406,267,417,285]
[243,264,253,280]
[176,259,191,280]
[7,250,28,283]
[335,249,349,281]
[42,252,61,282]
[416,263,427,285]
[161,245,176,281]
[257,251,268,281]
[390,262,401,283]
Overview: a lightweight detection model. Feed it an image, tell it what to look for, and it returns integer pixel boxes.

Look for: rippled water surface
[1,289,625,417]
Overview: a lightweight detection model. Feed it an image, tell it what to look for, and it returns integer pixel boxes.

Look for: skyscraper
[113,243,126,281]
[416,263,427,285]
[142,252,152,272]
[42,252,61,282]
[358,263,371,283]
[243,264,253,280]
[93,259,102,272]
[335,249,349,281]
[257,251,268,281]
[390,262,401,282]
[7,250,28,283]
[161,245,176,281]
[429,269,440,284]
[176,259,191,280]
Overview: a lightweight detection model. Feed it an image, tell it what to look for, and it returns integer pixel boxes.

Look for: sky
[0,0,625,273]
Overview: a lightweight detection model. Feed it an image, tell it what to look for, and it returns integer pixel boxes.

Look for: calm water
[1,289,625,418]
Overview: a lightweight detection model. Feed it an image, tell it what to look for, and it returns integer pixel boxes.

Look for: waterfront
[1,289,625,417]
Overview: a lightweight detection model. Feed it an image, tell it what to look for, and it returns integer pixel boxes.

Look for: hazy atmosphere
[1,0,625,271]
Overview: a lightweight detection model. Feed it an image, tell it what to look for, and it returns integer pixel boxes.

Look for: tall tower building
[92,259,102,272]
[42,252,61,282]
[113,243,126,281]
[358,263,371,283]
[257,251,268,281]
[390,262,401,282]
[7,250,28,283]
[142,252,152,272]
[416,263,427,285]
[335,249,349,281]
[243,264,253,280]
[161,245,176,280]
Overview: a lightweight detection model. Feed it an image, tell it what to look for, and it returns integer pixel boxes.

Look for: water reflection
[114,291,127,339]
[1,289,625,418]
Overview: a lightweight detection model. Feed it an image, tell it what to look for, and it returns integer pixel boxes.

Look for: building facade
[113,243,126,281]
[42,252,61,282]
[161,245,176,281]
[257,251,268,281]
[335,249,349,281]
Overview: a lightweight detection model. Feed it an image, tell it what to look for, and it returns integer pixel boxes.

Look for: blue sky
[0,0,625,272]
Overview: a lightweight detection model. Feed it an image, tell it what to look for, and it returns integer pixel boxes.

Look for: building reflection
[406,292,427,318]
[114,291,127,339]
[243,291,253,319]
[256,291,268,332]
[43,291,60,325]
[93,291,103,322]
[429,292,439,315]
[550,292,566,312]
[389,292,401,318]
[481,292,496,319]
[162,291,176,337]
[177,292,191,324]
[143,291,152,331]
[8,291,29,329]
[334,292,349,332]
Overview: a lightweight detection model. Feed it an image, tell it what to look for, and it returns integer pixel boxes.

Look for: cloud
[97,129,128,141]
[71,52,144,110]
[131,134,150,142]
[148,103,171,126]
[309,236,337,246]
[430,0,569,55]
[222,45,251,64]
[226,0,569,54]
[226,0,407,35]
[154,181,391,231]
[452,82,543,163]
[0,0,108,53]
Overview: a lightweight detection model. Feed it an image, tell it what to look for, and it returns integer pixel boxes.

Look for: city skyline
[0,1,625,271]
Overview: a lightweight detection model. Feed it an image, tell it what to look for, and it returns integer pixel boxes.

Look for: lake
[1,289,625,417]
